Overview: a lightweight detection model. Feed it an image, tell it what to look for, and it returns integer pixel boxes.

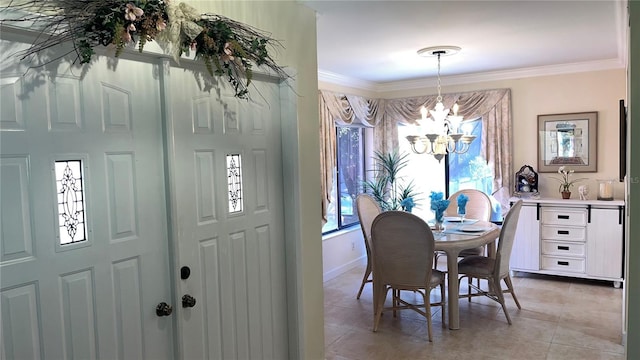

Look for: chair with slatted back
[355,194,382,299]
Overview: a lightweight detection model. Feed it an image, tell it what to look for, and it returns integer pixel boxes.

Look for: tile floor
[324,260,625,359]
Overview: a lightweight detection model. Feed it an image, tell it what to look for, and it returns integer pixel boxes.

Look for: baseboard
[323,256,365,282]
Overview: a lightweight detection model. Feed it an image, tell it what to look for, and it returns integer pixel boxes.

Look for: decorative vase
[597,179,614,200]
[561,191,571,199]
[434,210,445,232]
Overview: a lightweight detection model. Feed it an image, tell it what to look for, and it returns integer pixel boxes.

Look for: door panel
[164,64,288,359]
[1,38,173,359]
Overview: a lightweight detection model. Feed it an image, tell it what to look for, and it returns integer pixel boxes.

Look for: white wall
[322,229,366,282]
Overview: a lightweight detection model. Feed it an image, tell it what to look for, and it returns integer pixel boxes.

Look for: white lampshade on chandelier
[406,46,476,162]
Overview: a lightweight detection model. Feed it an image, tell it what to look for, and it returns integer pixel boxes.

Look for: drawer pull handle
[558,246,570,250]
[558,261,570,266]
[558,230,570,235]
[557,215,570,219]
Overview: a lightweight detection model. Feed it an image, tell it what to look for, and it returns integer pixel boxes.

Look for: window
[55,160,87,245]
[448,119,493,195]
[398,125,445,221]
[398,118,495,221]
[322,126,365,234]
[226,153,243,213]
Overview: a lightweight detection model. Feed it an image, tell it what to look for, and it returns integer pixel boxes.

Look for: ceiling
[301,0,627,89]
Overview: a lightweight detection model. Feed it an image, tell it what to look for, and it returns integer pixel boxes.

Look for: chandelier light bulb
[405,46,476,161]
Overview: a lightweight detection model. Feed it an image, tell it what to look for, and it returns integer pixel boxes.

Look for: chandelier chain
[436,52,443,102]
[406,45,476,162]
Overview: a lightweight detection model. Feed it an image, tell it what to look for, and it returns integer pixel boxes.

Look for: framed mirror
[538,111,597,172]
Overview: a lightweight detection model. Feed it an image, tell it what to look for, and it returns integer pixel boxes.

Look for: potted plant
[552,166,586,199]
[363,150,420,211]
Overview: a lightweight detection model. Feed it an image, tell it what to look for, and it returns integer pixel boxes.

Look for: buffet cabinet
[509,198,624,287]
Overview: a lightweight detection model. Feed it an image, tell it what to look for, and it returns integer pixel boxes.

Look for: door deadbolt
[180,266,191,280]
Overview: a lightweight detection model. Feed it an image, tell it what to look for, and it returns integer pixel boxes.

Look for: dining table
[433,219,501,330]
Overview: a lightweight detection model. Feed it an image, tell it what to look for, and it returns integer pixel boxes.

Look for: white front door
[163,62,289,359]
[1,38,173,359]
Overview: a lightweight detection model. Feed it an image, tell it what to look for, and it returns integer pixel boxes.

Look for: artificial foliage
[0,0,289,99]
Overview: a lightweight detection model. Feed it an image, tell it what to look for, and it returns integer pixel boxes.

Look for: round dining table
[433,220,501,330]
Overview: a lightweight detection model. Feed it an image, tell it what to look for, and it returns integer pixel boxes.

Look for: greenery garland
[0,0,289,99]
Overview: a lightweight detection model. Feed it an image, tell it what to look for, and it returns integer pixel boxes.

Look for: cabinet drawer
[541,208,587,226]
[541,240,586,257]
[541,225,586,242]
[541,255,585,273]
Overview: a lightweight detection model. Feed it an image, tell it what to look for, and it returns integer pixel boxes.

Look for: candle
[420,106,428,121]
[597,179,613,200]
[461,122,472,135]
[448,115,463,134]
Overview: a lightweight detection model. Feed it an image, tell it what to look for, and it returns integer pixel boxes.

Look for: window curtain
[319,90,383,223]
[318,88,512,222]
[319,92,336,224]
[383,89,513,207]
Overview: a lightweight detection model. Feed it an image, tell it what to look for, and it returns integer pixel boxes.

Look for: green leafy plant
[362,150,420,211]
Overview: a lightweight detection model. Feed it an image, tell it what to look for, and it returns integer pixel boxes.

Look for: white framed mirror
[538,111,597,172]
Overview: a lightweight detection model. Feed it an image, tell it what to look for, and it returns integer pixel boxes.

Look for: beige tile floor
[324,260,625,360]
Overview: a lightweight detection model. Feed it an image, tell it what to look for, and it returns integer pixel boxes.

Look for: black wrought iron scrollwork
[226,154,243,213]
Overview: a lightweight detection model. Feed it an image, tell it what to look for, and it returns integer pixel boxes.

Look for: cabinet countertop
[509,197,624,207]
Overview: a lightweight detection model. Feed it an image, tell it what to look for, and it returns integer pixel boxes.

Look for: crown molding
[319,58,625,94]
[317,70,379,90]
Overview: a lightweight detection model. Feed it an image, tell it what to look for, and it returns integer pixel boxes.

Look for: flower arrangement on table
[429,191,450,225]
[0,0,289,99]
[400,197,415,212]
[552,166,586,194]
[457,193,468,216]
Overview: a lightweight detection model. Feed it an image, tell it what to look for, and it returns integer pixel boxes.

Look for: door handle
[182,294,197,308]
[156,302,173,317]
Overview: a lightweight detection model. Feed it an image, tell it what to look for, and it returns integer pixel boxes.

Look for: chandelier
[405,46,476,162]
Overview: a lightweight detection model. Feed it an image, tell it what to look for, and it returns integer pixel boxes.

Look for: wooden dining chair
[355,194,382,299]
[457,200,523,325]
[370,211,446,341]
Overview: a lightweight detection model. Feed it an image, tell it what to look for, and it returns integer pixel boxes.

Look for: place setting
[441,194,492,235]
